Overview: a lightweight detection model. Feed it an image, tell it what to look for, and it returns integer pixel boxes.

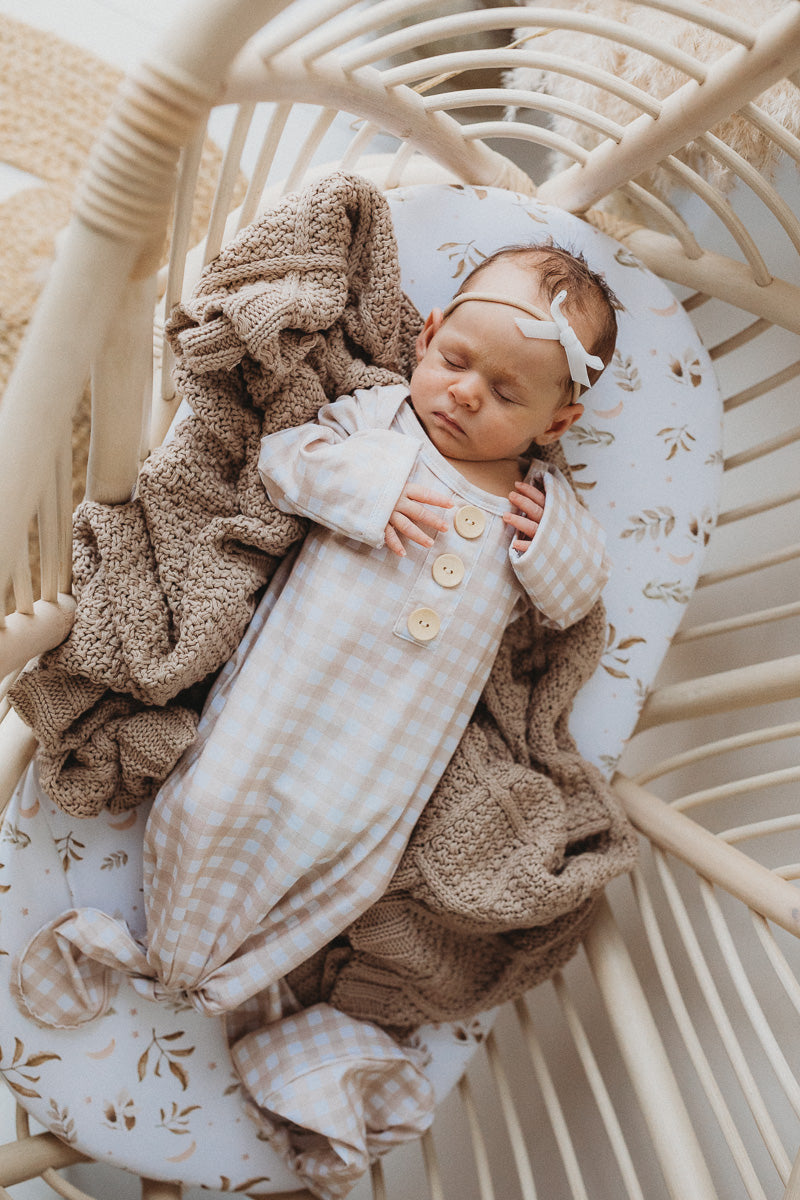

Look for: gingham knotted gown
[14,385,609,1028]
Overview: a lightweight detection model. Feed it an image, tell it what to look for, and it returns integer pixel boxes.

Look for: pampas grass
[504,0,800,198]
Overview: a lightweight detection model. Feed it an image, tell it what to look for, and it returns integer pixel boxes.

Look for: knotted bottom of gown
[12,906,262,1021]
[12,907,434,1200]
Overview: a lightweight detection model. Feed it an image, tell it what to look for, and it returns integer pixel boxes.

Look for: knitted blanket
[10,171,636,1027]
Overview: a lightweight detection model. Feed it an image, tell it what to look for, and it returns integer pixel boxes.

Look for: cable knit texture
[10,171,637,1026]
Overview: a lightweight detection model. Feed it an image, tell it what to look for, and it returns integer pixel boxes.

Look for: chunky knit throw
[10,171,636,1027]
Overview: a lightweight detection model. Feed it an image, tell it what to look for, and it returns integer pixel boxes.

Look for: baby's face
[410,261,594,464]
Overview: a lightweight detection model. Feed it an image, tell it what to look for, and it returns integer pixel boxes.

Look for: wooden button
[432,553,465,588]
[454,505,486,539]
[407,607,441,642]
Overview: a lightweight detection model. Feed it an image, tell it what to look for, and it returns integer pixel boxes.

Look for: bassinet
[0,2,799,1198]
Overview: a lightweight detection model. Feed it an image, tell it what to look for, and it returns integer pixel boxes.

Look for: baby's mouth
[434,410,464,434]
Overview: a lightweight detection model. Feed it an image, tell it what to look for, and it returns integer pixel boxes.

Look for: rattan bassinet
[0,2,799,1198]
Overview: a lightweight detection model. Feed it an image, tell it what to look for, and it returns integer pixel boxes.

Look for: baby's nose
[450,374,481,408]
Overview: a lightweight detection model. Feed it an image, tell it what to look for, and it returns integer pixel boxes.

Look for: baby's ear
[535,402,584,445]
[415,308,444,361]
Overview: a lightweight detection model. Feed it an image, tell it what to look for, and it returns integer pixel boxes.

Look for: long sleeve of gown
[258,384,420,548]
[510,460,611,630]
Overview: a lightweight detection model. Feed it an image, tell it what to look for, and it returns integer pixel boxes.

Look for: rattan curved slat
[582,898,721,1199]
[650,855,793,1181]
[654,156,773,282]
[673,601,800,644]
[629,865,770,1200]
[335,9,710,80]
[376,49,665,118]
[697,540,800,588]
[549,973,647,1200]
[613,181,705,257]
[439,88,625,143]
[632,722,800,786]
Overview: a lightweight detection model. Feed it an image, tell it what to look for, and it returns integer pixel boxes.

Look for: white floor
[0,0,185,68]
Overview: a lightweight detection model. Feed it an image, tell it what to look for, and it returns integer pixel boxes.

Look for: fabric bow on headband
[442,288,604,391]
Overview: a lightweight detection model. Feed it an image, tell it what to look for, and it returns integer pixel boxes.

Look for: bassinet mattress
[0,184,722,1195]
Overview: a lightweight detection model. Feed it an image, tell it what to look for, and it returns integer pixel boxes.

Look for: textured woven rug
[0,15,238,600]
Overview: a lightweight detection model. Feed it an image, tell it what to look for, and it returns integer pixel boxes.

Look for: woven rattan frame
[1,2,799,1196]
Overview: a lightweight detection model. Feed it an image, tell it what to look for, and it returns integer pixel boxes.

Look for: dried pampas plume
[505,0,800,201]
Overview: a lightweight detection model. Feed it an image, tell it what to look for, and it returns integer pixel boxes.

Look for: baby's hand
[503,480,546,552]
[385,484,453,556]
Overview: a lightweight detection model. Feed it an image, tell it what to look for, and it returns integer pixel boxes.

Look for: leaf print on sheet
[599,749,623,776]
[437,240,486,279]
[160,994,195,1015]
[611,352,641,393]
[688,507,715,548]
[658,425,696,460]
[138,1029,195,1091]
[224,1071,245,1099]
[563,461,596,491]
[103,1089,137,1131]
[101,850,129,870]
[158,1100,201,1135]
[1,821,31,849]
[0,869,9,956]
[56,831,85,871]
[613,247,646,271]
[450,1018,487,1045]
[621,507,676,543]
[669,351,703,387]
[570,424,615,448]
[47,1099,77,1144]
[643,580,692,604]
[602,625,646,680]
[517,198,555,224]
[218,1176,273,1193]
[0,1039,61,1099]
[447,184,488,201]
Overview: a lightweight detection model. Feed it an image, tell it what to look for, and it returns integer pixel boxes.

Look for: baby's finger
[403,485,454,511]
[509,483,545,519]
[513,479,546,503]
[384,524,407,557]
[503,511,539,543]
[404,485,454,507]
[389,511,435,549]
[395,497,449,533]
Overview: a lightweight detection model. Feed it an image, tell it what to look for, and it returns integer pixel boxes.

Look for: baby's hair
[457,241,622,393]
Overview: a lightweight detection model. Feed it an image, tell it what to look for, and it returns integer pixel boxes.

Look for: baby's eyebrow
[491,365,524,391]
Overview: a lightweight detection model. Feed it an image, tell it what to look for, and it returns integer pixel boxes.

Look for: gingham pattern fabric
[14,384,608,1030]
[13,908,150,1026]
[231,1004,435,1200]
[511,464,609,628]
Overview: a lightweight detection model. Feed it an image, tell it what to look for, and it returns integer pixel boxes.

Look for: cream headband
[441,289,604,395]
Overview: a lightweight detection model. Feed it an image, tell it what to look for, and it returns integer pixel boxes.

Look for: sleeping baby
[133,240,620,1013]
[11,240,619,1025]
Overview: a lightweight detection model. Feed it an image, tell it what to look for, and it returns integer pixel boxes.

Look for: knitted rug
[0,15,241,595]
